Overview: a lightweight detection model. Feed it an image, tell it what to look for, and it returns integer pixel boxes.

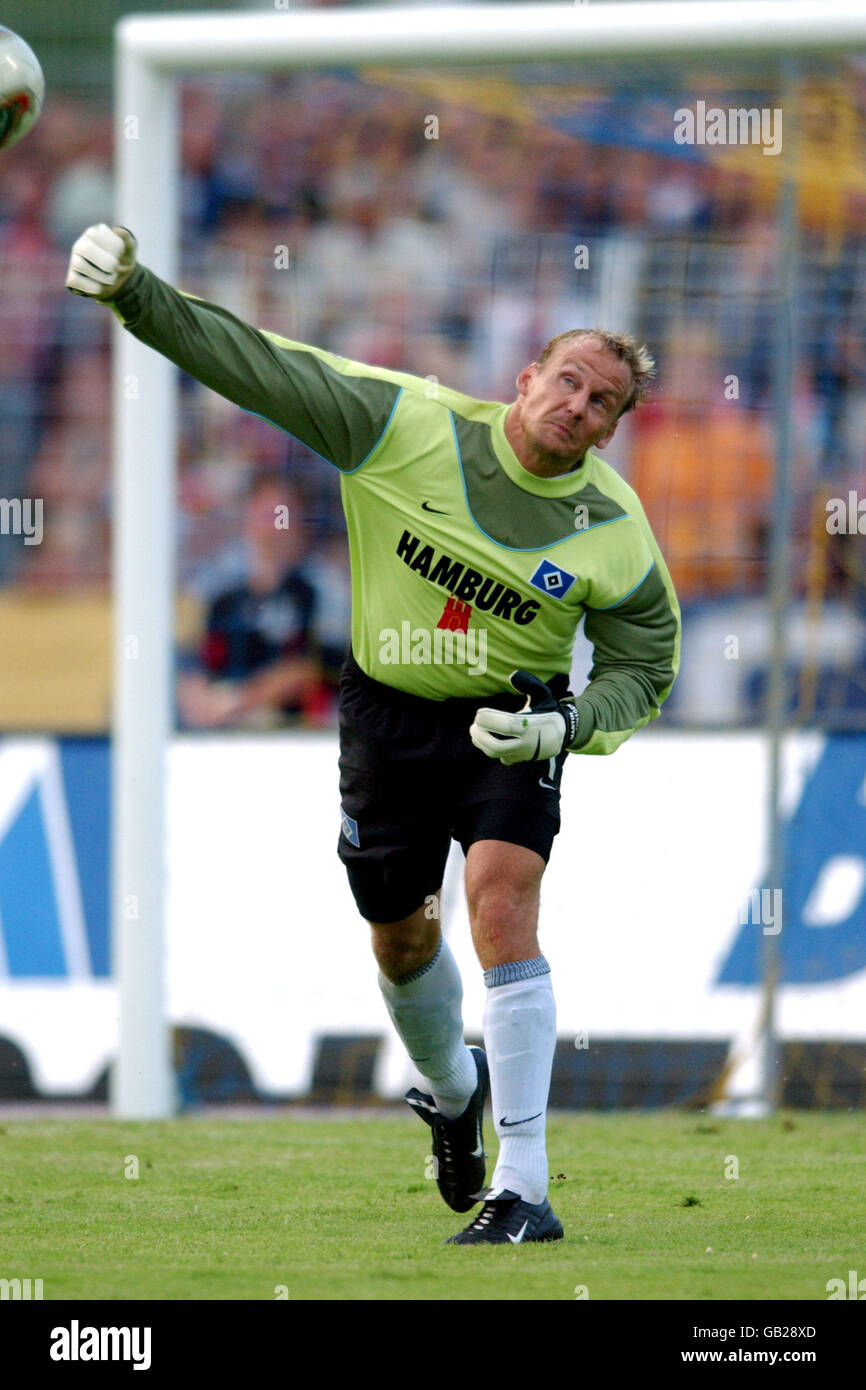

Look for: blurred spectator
[302,527,352,688]
[25,348,111,590]
[0,165,63,581]
[4,65,866,730]
[177,473,327,729]
[630,325,776,601]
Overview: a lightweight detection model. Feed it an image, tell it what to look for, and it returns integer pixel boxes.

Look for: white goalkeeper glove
[470,670,579,765]
[65,224,138,301]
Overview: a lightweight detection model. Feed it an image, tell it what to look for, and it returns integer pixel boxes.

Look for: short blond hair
[536,328,656,416]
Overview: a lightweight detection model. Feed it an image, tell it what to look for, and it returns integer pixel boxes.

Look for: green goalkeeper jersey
[111,265,680,755]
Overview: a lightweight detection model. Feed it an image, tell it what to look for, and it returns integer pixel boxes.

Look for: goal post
[112,46,177,1121]
[112,1,866,1118]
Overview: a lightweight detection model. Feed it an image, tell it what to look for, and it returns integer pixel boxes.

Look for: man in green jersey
[67,224,681,1246]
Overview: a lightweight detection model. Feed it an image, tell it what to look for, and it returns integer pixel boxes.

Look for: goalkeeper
[67,225,680,1246]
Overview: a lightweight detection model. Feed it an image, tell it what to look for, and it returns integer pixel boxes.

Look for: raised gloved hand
[66,224,137,301]
[469,670,579,765]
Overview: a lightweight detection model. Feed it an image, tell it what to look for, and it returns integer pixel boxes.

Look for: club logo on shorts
[340,811,360,847]
[529,559,577,599]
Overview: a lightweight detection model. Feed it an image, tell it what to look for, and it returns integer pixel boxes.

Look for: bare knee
[465,842,543,969]
[370,890,442,982]
[468,879,537,955]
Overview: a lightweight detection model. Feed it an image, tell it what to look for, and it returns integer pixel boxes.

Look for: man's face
[244,486,302,560]
[512,338,633,469]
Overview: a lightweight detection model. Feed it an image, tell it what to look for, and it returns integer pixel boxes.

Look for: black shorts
[337,654,571,924]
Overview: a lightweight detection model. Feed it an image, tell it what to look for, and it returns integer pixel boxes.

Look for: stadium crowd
[2,71,865,727]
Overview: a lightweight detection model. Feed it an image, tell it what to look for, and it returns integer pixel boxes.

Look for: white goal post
[113,1,866,1118]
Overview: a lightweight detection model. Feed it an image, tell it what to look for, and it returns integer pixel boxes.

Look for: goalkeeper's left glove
[469,670,579,765]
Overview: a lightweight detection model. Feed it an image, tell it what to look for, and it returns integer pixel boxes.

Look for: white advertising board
[1,732,864,1098]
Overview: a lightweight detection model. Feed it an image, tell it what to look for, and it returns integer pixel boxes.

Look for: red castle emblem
[437,595,471,633]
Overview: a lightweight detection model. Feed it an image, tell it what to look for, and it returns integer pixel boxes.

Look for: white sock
[378,938,477,1119]
[483,959,555,1205]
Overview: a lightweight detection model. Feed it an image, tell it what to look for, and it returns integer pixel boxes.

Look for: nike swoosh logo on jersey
[500,1113,543,1127]
[421,501,449,514]
[507,1221,529,1244]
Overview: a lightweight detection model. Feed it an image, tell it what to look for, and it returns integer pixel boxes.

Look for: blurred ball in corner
[0,25,44,153]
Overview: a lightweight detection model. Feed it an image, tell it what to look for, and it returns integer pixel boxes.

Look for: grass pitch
[1,1110,861,1301]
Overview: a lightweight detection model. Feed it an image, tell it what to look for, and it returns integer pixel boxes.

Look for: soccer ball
[0,26,44,152]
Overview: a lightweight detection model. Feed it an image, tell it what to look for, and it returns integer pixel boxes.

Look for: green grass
[0,1110,862,1300]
